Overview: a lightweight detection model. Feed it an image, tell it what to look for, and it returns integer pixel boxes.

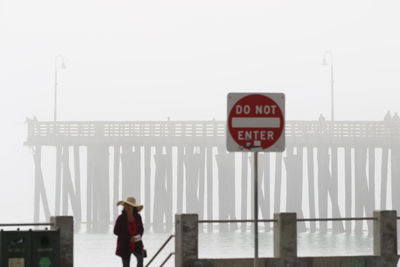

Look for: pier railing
[176,211,399,267]
[26,119,400,145]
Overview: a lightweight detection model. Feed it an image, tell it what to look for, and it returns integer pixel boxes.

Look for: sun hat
[117,197,143,212]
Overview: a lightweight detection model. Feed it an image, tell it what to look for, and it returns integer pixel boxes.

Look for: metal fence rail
[145,234,175,267]
[199,219,277,223]
[159,252,175,267]
[199,217,378,223]
[297,217,377,222]
[0,223,54,227]
[176,212,399,266]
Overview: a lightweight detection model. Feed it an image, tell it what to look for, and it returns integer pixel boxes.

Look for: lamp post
[54,55,66,121]
[322,51,334,121]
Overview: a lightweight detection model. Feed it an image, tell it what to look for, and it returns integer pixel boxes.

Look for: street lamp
[322,51,334,121]
[54,55,66,121]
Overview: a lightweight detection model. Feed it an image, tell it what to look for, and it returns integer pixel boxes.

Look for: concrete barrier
[175,211,399,267]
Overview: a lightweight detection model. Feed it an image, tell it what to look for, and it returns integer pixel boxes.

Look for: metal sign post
[254,151,259,267]
[226,93,285,267]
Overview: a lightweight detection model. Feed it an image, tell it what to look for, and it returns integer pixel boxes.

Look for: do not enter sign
[227,93,285,152]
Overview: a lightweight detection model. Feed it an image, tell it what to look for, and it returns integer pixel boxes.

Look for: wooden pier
[25,115,400,233]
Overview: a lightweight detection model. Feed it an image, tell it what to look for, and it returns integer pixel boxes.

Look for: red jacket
[114,210,144,260]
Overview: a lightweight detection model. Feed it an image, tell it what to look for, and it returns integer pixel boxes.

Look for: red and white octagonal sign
[227,93,285,152]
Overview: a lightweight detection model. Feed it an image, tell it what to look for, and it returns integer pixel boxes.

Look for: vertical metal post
[254,151,258,267]
[322,51,334,121]
[330,60,334,121]
[54,55,65,122]
[54,65,58,122]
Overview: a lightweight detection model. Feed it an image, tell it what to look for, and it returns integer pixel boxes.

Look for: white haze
[0,0,400,222]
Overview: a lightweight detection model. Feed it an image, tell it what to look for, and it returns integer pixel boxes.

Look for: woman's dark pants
[122,251,143,267]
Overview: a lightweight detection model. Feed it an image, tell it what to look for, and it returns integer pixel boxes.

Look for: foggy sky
[1,0,400,222]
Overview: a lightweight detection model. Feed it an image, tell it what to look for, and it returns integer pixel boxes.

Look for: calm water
[75,226,381,267]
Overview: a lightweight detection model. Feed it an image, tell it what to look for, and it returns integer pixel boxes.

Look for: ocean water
[75,226,379,267]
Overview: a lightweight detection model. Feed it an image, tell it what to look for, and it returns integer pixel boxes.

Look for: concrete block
[51,216,73,267]
[273,213,297,261]
[373,210,397,258]
[175,214,198,267]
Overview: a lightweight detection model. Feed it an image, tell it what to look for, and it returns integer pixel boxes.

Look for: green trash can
[31,230,60,267]
[0,229,32,267]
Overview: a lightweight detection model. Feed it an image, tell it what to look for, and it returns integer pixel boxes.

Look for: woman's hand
[130,235,141,243]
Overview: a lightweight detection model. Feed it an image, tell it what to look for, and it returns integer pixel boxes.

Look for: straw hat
[117,197,143,212]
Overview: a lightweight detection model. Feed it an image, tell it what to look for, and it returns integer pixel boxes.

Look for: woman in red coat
[114,197,145,267]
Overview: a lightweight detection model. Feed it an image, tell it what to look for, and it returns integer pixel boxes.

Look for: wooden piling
[113,145,120,220]
[307,146,316,232]
[330,146,344,233]
[274,152,283,214]
[55,145,62,216]
[241,153,248,232]
[380,147,389,209]
[144,145,151,230]
[354,146,370,234]
[317,144,329,233]
[206,146,213,233]
[177,146,184,214]
[285,147,306,232]
[215,147,237,232]
[73,146,82,230]
[344,147,352,233]
[33,145,50,223]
